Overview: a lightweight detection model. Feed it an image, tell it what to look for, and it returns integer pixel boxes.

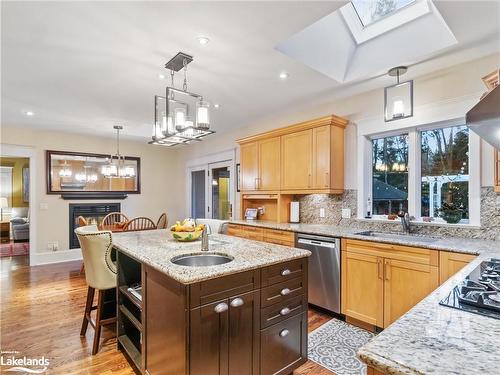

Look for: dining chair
[101,212,129,226]
[156,213,168,229]
[123,217,157,231]
[77,216,88,274]
[75,225,117,355]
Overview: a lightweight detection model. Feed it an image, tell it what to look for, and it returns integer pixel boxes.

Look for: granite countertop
[229,219,499,255]
[230,219,500,375]
[112,229,310,285]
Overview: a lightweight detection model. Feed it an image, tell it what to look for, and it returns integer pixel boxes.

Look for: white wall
[1,126,183,264]
[177,53,500,218]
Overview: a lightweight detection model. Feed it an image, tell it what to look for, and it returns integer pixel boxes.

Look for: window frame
[360,122,481,226]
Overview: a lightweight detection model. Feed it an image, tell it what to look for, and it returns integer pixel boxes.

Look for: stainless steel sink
[171,253,234,267]
[355,231,439,243]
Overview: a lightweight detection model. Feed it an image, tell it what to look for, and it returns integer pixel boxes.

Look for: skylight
[351,0,416,27]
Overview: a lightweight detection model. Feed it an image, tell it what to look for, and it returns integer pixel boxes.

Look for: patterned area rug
[308,318,375,375]
[0,242,29,257]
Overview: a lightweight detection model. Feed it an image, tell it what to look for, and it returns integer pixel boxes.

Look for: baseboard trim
[31,248,82,266]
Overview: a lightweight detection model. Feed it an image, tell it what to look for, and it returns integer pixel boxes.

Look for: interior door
[281,130,312,190]
[383,259,439,327]
[208,161,233,220]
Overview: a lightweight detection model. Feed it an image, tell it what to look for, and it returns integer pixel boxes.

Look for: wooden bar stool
[75,225,117,355]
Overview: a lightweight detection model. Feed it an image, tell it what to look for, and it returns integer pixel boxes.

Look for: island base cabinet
[260,312,308,375]
[189,290,260,375]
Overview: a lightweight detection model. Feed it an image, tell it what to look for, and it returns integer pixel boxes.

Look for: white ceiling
[2,1,499,141]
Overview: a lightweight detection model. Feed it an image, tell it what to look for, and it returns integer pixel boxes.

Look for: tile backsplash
[298,188,500,241]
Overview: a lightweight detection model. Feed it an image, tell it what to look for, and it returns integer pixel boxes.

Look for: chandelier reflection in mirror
[102,125,136,178]
[149,52,215,147]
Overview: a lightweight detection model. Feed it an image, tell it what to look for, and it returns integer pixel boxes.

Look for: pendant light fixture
[102,126,136,178]
[59,160,72,177]
[149,52,215,147]
[384,66,413,122]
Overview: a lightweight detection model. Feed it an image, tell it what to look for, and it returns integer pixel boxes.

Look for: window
[351,0,415,27]
[372,134,408,216]
[365,124,478,225]
[421,125,469,221]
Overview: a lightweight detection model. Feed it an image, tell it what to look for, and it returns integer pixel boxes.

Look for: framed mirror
[46,150,140,195]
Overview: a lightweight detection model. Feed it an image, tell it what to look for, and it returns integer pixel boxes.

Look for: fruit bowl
[170,230,203,242]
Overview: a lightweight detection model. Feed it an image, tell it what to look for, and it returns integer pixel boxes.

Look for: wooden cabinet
[439,251,477,284]
[237,115,348,196]
[495,149,500,193]
[227,224,295,247]
[190,290,260,375]
[240,137,280,192]
[341,239,439,328]
[0,222,10,244]
[281,130,313,190]
[120,249,308,375]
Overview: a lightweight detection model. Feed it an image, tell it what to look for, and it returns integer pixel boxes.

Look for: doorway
[188,158,234,220]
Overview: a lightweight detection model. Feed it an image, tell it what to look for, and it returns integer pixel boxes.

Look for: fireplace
[69,203,120,248]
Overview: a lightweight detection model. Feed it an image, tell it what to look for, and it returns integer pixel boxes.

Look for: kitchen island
[112,229,311,375]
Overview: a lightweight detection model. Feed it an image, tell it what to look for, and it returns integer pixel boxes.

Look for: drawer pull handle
[230,298,244,308]
[280,288,291,296]
[280,307,291,316]
[279,329,289,338]
[281,269,292,276]
[214,302,228,313]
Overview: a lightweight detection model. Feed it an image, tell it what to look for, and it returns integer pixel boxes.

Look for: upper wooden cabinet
[495,149,500,193]
[237,115,348,194]
[240,137,280,192]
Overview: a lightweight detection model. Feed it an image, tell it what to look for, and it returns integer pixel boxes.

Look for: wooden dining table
[99,222,128,232]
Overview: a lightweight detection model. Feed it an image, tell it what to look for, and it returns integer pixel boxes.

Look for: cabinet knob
[279,329,289,338]
[230,298,244,308]
[280,288,291,296]
[214,302,228,313]
[281,269,291,276]
[280,307,291,316]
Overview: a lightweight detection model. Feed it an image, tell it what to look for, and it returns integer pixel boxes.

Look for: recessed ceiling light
[158,73,166,80]
[279,72,289,80]
[197,36,210,45]
[214,104,220,109]
[25,111,34,116]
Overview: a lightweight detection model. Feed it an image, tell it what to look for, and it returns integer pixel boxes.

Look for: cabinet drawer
[261,277,305,308]
[227,224,246,238]
[190,269,261,307]
[345,239,438,266]
[261,294,306,329]
[261,258,306,286]
[263,229,295,247]
[260,312,307,375]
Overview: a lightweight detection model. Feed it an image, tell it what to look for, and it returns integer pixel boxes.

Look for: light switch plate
[319,208,326,218]
[342,208,351,219]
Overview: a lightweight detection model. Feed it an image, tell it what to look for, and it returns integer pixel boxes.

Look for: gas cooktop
[440,258,500,320]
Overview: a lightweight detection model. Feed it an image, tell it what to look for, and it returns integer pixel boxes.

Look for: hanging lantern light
[384,66,413,122]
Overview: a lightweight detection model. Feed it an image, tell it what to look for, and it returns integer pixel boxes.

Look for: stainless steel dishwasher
[296,233,341,313]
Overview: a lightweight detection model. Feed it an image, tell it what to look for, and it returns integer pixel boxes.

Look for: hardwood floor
[0,256,335,375]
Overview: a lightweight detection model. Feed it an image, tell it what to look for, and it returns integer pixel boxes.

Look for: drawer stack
[260,258,308,375]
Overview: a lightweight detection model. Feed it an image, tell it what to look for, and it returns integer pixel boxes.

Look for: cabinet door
[312,125,330,189]
[260,312,307,375]
[258,137,281,190]
[190,299,229,375]
[439,252,476,284]
[383,259,439,327]
[341,251,384,327]
[240,142,259,191]
[281,130,312,190]
[228,291,260,375]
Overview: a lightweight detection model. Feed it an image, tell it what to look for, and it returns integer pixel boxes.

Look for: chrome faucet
[201,226,209,251]
[398,210,411,234]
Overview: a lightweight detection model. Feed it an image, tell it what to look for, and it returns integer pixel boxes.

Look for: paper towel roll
[290,202,300,223]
